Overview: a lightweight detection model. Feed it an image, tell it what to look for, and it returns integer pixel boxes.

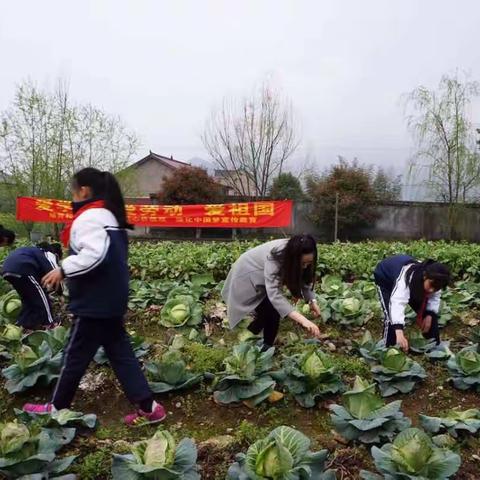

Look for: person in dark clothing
[23,168,165,426]
[374,255,451,352]
[2,243,62,329]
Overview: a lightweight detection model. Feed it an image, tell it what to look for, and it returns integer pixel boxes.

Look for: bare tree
[202,81,299,199]
[404,72,480,204]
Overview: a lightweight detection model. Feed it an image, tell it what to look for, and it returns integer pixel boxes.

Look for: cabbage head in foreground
[371,348,427,397]
[146,350,203,393]
[447,344,480,391]
[330,376,411,444]
[0,420,76,479]
[420,407,480,438]
[360,427,461,480]
[273,347,344,408]
[112,428,200,479]
[213,342,276,407]
[227,425,336,480]
[160,294,203,328]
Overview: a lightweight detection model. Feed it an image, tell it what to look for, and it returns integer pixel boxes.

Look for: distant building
[213,169,257,198]
[119,151,192,200]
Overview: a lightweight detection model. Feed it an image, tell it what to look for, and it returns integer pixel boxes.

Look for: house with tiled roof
[119,151,192,200]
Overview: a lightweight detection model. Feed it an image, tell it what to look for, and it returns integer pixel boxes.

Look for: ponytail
[73,168,133,229]
[103,172,132,229]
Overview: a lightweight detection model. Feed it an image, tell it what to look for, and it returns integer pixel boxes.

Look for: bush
[269,172,305,200]
[307,158,379,240]
[157,166,224,204]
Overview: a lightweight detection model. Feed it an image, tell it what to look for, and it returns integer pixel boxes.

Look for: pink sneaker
[23,402,53,414]
[124,401,166,426]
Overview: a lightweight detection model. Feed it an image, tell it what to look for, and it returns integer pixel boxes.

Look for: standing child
[2,243,62,329]
[23,168,165,425]
[374,254,450,352]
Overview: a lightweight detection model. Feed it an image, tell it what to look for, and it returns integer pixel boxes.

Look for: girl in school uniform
[222,234,321,350]
[23,168,165,425]
[2,243,62,329]
[374,254,451,352]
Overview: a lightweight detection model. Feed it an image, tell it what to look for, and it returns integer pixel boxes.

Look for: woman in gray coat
[222,234,321,349]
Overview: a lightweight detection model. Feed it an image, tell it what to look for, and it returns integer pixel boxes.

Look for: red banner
[16,197,292,228]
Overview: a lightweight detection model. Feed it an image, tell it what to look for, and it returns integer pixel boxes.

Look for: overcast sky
[2,0,480,183]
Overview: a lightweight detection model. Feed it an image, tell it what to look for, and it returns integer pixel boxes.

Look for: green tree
[269,172,305,200]
[307,158,379,241]
[0,79,139,233]
[372,167,402,201]
[157,166,224,204]
[404,72,480,204]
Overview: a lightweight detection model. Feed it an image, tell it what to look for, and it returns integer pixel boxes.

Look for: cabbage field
[1,239,480,479]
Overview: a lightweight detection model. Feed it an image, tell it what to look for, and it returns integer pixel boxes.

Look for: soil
[2,310,480,479]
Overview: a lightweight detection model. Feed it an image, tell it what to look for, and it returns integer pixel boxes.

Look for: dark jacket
[61,204,129,319]
[2,247,58,278]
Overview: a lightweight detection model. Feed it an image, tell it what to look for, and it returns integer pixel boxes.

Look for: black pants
[375,277,440,347]
[52,317,152,410]
[248,296,280,347]
[4,274,54,329]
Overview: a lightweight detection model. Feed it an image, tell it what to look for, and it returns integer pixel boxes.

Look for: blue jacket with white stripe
[2,247,58,278]
[61,205,129,319]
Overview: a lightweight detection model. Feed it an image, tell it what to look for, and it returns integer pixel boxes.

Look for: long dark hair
[271,234,318,297]
[406,259,451,304]
[72,168,132,229]
[0,225,15,245]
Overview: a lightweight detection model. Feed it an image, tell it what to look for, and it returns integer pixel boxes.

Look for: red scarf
[416,294,428,328]
[60,200,105,247]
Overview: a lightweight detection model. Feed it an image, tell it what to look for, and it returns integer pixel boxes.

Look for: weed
[72,449,112,480]
[183,342,229,373]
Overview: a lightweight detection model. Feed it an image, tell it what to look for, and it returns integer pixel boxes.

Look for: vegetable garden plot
[1,240,480,479]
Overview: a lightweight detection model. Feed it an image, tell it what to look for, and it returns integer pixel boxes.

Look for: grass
[183,341,229,373]
[71,449,112,480]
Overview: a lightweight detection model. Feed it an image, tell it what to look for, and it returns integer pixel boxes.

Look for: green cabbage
[344,376,384,419]
[0,291,22,321]
[227,426,336,480]
[361,428,461,479]
[330,376,411,444]
[160,294,203,328]
[1,324,22,343]
[112,428,200,479]
[15,345,39,371]
[382,348,408,372]
[457,349,480,375]
[391,428,433,474]
[132,430,176,468]
[0,421,30,456]
[302,350,328,380]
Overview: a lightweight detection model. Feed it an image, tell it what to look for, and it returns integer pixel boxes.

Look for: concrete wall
[130,201,480,242]
[292,201,480,242]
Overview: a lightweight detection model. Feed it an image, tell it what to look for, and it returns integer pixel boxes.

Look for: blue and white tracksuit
[52,202,152,410]
[374,255,441,346]
[2,247,58,328]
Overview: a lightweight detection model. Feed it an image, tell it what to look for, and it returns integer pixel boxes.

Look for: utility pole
[334,192,339,242]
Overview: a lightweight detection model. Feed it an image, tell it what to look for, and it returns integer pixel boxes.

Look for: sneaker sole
[128,413,167,427]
